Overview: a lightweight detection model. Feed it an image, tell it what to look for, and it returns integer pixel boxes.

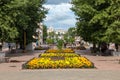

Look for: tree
[71,0,120,45]
[46,38,54,44]
[68,27,76,37]
[48,31,55,39]
[43,25,47,43]
[56,39,64,50]
[0,0,47,49]
[46,31,55,44]
[15,0,47,49]
[63,27,76,44]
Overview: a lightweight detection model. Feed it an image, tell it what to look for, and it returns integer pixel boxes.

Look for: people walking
[8,43,11,51]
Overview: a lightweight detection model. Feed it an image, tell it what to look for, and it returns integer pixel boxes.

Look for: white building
[36,23,43,44]
[47,26,67,40]
[47,26,54,33]
[55,29,67,39]
[55,29,67,35]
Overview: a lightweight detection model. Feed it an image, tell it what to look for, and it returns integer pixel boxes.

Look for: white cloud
[43,3,76,30]
[59,19,76,26]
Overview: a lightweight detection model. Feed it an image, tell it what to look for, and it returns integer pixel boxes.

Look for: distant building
[37,23,43,44]
[47,26,54,33]
[55,29,67,39]
[55,29,67,35]
[47,26,67,42]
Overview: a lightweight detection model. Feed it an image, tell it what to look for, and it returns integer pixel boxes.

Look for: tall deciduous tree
[16,0,47,49]
[63,27,76,44]
[0,0,47,49]
[71,0,120,45]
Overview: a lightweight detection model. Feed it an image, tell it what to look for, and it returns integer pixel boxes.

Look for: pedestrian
[64,42,67,48]
[100,42,108,54]
[115,43,118,52]
[0,42,2,51]
[8,43,11,50]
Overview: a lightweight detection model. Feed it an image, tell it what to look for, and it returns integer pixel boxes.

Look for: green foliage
[0,0,47,46]
[105,20,120,43]
[46,38,54,44]
[68,27,76,44]
[71,0,120,44]
[68,27,76,37]
[48,31,55,38]
[47,31,55,44]
[69,37,75,44]
[63,33,69,43]
[15,0,47,45]
[57,39,64,50]
[0,0,19,42]
[43,25,47,43]
[64,27,76,44]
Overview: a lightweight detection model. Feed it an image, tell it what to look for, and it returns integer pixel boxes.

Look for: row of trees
[64,27,76,44]
[71,0,120,44]
[46,27,76,46]
[71,0,120,50]
[0,0,47,49]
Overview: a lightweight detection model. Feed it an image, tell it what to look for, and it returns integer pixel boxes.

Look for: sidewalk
[0,69,120,80]
[76,49,120,70]
[0,48,45,71]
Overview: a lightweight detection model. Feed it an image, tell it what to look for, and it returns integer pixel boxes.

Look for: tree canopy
[71,0,120,44]
[63,27,76,44]
[0,0,19,42]
[0,0,47,44]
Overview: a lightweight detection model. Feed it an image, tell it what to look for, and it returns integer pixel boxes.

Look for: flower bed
[24,57,94,69]
[39,53,80,57]
[23,48,94,69]
[45,48,75,53]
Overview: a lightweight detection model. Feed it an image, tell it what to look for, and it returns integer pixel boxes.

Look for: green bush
[57,39,64,50]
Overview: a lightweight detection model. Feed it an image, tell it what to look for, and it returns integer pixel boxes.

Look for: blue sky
[43,0,76,30]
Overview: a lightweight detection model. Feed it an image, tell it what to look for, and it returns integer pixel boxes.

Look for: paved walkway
[76,50,120,70]
[0,49,120,80]
[0,70,120,80]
